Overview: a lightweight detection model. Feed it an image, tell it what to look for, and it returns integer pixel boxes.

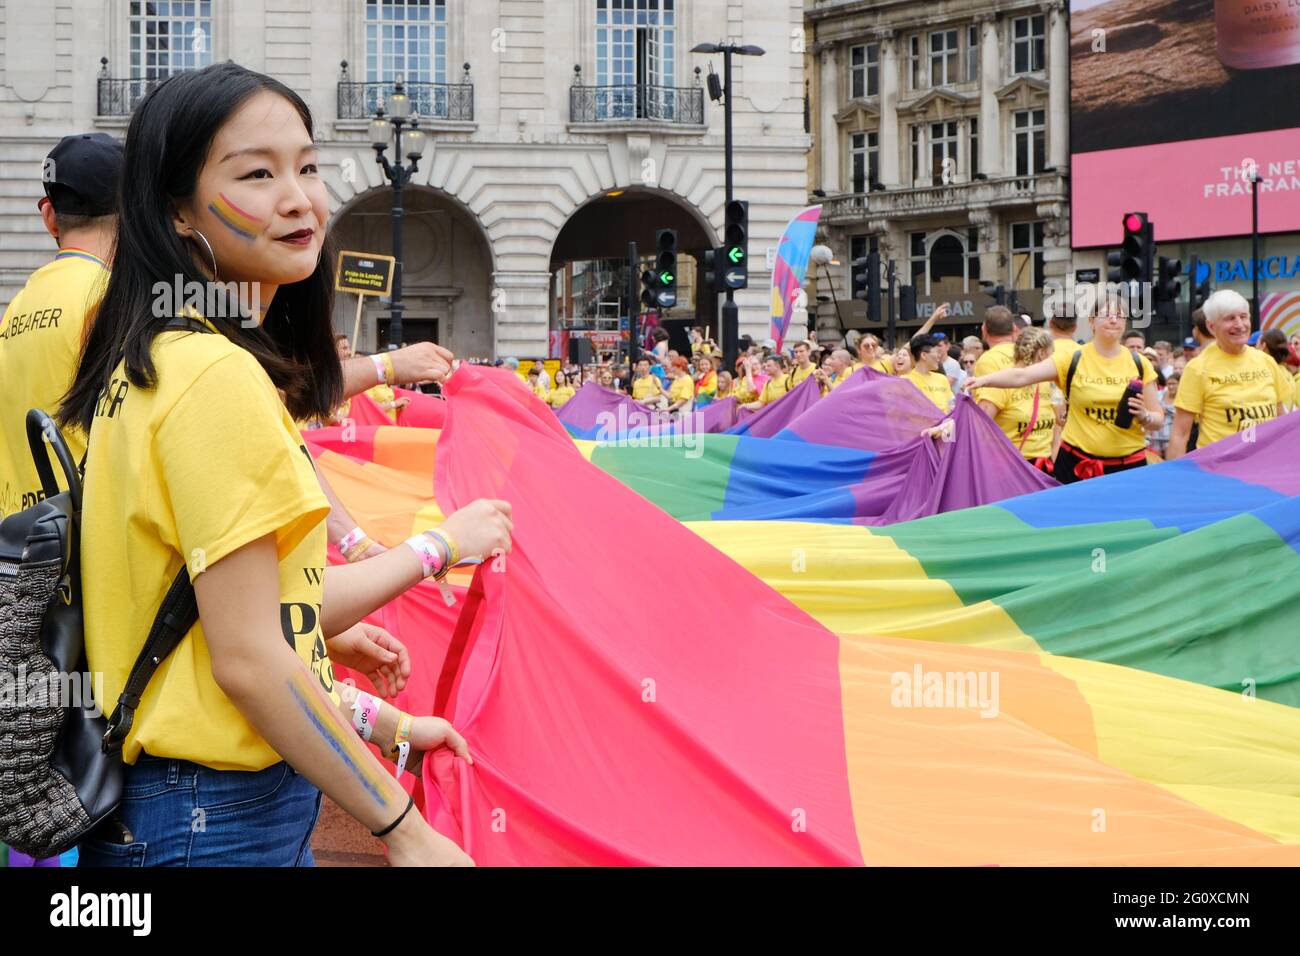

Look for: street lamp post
[809,244,841,333]
[370,78,428,350]
[1251,168,1261,329]
[692,41,764,372]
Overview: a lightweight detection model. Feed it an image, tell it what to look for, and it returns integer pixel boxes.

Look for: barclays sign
[1212,257,1300,282]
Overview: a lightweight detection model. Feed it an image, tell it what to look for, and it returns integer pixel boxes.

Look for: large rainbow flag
[307,366,1300,865]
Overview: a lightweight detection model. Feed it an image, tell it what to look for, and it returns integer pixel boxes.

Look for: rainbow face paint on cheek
[207,191,263,242]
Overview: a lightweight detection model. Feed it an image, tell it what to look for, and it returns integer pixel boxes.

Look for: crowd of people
[523,296,1298,485]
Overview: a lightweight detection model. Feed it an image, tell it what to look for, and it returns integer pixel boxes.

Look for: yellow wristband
[387,712,413,758]
[344,536,375,563]
[381,352,396,385]
[431,527,460,567]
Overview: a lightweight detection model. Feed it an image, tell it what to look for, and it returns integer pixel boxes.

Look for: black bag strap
[102,563,198,754]
[1064,349,1083,404]
[98,315,213,755]
[25,409,83,514]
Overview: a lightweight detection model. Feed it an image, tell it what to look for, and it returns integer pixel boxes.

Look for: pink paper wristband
[351,691,381,742]
[404,534,446,579]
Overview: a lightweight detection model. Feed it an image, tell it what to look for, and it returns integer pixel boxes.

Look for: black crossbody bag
[0,318,208,858]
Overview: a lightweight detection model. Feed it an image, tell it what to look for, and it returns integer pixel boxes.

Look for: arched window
[909,228,981,296]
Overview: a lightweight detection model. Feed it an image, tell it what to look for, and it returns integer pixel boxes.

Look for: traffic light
[653,229,678,309]
[899,284,917,326]
[1188,256,1212,313]
[851,256,869,303]
[703,247,723,293]
[847,254,868,303]
[1107,212,1155,285]
[1155,256,1182,304]
[721,200,748,290]
[639,267,658,311]
[866,246,881,324]
[851,249,881,321]
[638,229,678,311]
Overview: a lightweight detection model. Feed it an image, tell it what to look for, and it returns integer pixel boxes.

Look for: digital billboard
[1070,0,1300,248]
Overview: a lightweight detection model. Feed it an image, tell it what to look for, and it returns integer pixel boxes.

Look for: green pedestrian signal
[649,228,678,312]
[722,201,748,289]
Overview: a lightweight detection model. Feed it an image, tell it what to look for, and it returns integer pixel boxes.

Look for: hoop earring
[189,228,218,281]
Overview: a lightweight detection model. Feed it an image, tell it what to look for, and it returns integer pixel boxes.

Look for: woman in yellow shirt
[966,299,1162,482]
[57,62,513,867]
[631,357,666,407]
[733,355,763,403]
[891,346,913,375]
[666,357,695,413]
[547,369,576,408]
[694,353,719,405]
[975,327,1056,470]
[901,334,954,411]
[742,356,790,410]
[1168,290,1292,457]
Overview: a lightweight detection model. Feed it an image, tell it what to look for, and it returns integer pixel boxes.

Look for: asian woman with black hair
[61,62,511,867]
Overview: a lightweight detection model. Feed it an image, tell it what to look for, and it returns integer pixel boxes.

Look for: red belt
[1059,441,1147,481]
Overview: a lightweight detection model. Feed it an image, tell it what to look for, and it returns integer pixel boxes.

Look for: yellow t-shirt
[971,342,1015,406]
[632,375,663,401]
[1053,337,1081,359]
[1175,346,1292,448]
[984,381,1056,459]
[548,385,575,407]
[830,366,857,390]
[851,358,891,375]
[81,320,334,770]
[904,369,954,411]
[1048,338,1079,410]
[668,374,695,405]
[789,363,816,388]
[366,382,399,423]
[758,376,788,405]
[0,249,109,521]
[1053,342,1156,457]
[733,378,757,403]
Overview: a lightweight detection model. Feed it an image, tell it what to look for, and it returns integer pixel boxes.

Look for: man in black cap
[0,132,122,519]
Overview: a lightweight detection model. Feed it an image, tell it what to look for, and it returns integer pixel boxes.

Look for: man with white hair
[1168,289,1293,458]
[819,348,857,390]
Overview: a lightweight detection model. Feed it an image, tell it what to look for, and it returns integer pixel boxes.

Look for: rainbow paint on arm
[286,670,393,809]
[208,191,263,241]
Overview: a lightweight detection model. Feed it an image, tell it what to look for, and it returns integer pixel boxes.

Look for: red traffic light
[1124,213,1144,233]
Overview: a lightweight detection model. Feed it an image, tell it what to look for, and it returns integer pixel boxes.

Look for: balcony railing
[97,76,158,116]
[821,174,1062,223]
[336,61,474,121]
[569,81,704,125]
[337,80,474,121]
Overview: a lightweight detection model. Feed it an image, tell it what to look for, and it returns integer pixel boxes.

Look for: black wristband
[371,794,415,839]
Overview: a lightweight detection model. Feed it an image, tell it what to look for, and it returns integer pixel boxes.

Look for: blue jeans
[77,755,322,867]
